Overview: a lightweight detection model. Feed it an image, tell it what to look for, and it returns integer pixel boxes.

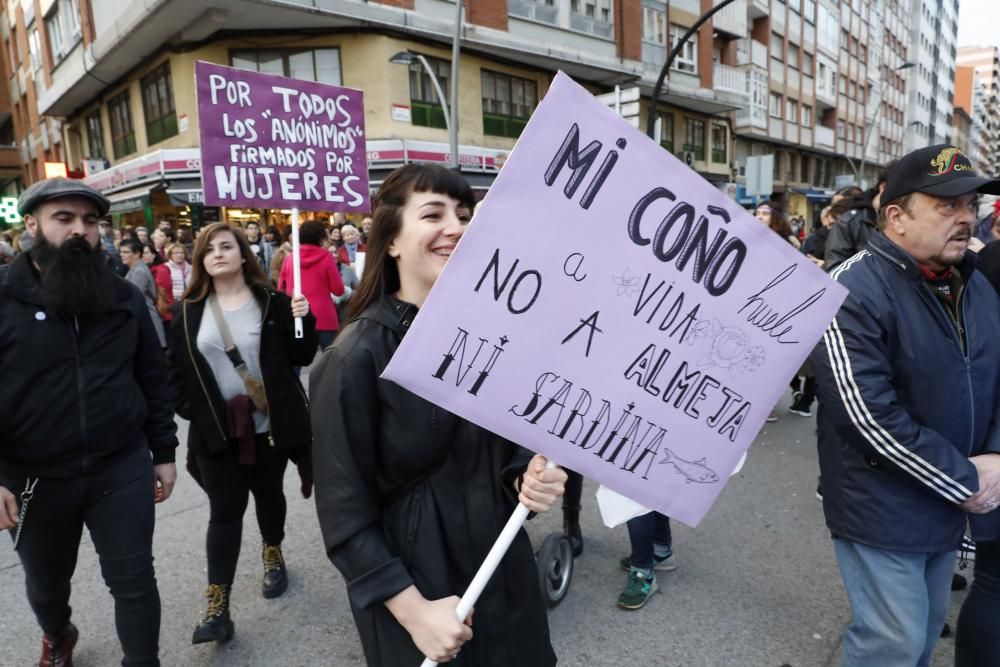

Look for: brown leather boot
[39,622,78,667]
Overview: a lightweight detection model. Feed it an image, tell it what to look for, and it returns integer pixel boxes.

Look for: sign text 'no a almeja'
[383,72,847,527]
[195,60,369,212]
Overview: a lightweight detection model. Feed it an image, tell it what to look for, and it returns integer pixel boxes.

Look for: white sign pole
[290,208,304,339]
[419,460,557,667]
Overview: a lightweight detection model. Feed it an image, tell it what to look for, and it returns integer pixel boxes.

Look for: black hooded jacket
[310,296,556,667]
[0,252,178,478]
[825,190,878,272]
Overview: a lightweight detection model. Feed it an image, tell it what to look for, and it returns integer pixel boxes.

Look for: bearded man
[0,178,178,666]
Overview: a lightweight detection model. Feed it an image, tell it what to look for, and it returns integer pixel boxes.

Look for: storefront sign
[196,61,370,212]
[0,196,21,225]
[381,72,848,527]
[108,196,149,215]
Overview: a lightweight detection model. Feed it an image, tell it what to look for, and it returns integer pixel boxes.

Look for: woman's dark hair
[758,200,793,241]
[299,220,327,246]
[183,222,273,304]
[348,165,475,321]
[266,225,281,239]
[142,241,165,266]
[178,228,194,245]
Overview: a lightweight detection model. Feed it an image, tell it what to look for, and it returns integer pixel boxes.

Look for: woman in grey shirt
[168,222,317,645]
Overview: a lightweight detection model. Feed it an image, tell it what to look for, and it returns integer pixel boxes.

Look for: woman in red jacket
[278,220,345,350]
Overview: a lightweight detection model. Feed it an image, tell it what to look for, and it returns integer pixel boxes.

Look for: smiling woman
[310,164,567,667]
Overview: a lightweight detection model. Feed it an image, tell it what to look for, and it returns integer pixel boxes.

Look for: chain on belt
[12,477,38,552]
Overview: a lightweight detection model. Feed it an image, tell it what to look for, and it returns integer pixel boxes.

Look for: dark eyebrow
[419,200,448,210]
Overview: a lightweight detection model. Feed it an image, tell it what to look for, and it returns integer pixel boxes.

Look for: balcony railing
[714,63,746,95]
[815,125,835,149]
[736,39,768,69]
[570,12,613,39]
[508,0,559,25]
[713,0,747,37]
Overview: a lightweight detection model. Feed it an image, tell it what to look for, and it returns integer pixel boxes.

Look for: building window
[802,51,814,74]
[45,13,64,62]
[801,104,812,127]
[770,92,782,118]
[787,43,799,70]
[711,122,727,163]
[770,32,783,58]
[401,55,451,130]
[230,48,342,86]
[28,28,42,72]
[86,110,105,159]
[45,0,81,63]
[669,24,698,74]
[642,6,666,46]
[656,111,674,152]
[481,69,537,139]
[108,91,136,159]
[786,99,798,123]
[141,62,177,146]
[837,119,845,140]
[683,117,705,161]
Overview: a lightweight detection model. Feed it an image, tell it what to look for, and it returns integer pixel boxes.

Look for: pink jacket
[278,244,345,331]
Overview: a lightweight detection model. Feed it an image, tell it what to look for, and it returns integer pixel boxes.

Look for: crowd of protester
[2,150,1000,667]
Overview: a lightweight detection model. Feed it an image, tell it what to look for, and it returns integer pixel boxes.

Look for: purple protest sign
[381,72,847,527]
[195,60,369,212]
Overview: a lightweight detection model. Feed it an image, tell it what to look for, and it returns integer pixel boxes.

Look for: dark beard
[32,234,118,318]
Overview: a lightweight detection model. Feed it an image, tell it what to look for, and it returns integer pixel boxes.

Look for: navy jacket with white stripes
[812,232,1000,552]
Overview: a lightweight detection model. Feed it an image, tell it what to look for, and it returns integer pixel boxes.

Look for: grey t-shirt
[197,296,270,434]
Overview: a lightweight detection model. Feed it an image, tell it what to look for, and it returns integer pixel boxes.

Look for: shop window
[230,48,342,86]
[481,69,537,139]
[108,91,136,159]
[683,117,705,161]
[657,111,674,152]
[408,55,451,130]
[711,122,727,163]
[141,62,177,146]
[86,110,105,159]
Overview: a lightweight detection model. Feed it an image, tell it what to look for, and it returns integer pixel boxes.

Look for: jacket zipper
[184,300,227,442]
[72,317,87,471]
[922,284,975,453]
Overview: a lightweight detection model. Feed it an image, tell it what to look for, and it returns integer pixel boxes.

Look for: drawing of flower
[741,345,765,372]
[684,318,712,345]
[710,324,749,366]
[612,268,643,297]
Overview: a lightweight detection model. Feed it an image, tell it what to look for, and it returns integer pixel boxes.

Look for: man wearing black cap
[812,146,1000,666]
[0,178,178,666]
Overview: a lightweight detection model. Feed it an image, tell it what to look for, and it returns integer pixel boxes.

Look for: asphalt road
[0,390,969,666]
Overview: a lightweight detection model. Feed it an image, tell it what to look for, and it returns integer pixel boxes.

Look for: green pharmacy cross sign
[0,196,21,228]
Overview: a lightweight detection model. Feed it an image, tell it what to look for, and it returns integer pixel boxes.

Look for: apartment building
[905,0,958,151]
[4,0,935,228]
[955,46,1000,177]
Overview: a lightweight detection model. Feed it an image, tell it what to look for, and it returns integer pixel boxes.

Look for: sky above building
[958,0,997,49]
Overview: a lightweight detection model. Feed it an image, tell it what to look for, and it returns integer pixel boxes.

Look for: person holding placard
[168,222,317,645]
[278,220,345,351]
[310,164,566,666]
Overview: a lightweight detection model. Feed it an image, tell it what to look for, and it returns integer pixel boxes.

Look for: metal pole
[448,0,463,169]
[646,0,739,139]
[858,83,886,189]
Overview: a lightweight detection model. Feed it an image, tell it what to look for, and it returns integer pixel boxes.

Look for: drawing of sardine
[659,448,720,484]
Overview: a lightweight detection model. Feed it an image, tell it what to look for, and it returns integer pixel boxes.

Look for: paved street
[0,389,968,666]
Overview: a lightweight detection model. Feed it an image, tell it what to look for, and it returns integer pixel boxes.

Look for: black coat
[310,297,556,667]
[168,287,317,460]
[0,253,177,478]
[825,193,877,272]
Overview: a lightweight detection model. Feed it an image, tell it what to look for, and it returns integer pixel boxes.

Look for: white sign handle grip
[419,459,558,667]
[290,208,304,339]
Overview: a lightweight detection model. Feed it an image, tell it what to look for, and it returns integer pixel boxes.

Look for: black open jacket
[0,252,177,478]
[168,286,317,463]
[310,296,556,667]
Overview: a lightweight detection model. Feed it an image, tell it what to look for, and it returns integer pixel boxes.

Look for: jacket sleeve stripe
[828,251,869,280]
[823,316,973,504]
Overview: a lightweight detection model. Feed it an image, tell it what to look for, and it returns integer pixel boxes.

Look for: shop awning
[792,188,835,201]
[166,178,204,207]
[106,184,161,215]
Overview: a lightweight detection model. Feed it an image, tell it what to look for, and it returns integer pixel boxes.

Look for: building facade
[1,0,934,228]
[955,46,1000,178]
[904,0,959,152]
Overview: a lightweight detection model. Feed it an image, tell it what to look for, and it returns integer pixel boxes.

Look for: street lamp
[389,2,463,169]
[859,61,916,187]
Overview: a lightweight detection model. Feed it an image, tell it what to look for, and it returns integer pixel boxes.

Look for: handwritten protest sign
[382,72,847,527]
[195,60,369,212]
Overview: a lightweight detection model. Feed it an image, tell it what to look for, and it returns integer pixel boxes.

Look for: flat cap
[17,177,111,217]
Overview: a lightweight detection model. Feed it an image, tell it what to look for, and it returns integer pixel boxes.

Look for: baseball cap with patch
[17,177,111,217]
[879,144,1000,209]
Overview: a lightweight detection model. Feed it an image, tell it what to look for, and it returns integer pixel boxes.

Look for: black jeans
[195,434,289,585]
[955,539,1000,666]
[626,512,673,569]
[563,469,583,513]
[3,446,160,666]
